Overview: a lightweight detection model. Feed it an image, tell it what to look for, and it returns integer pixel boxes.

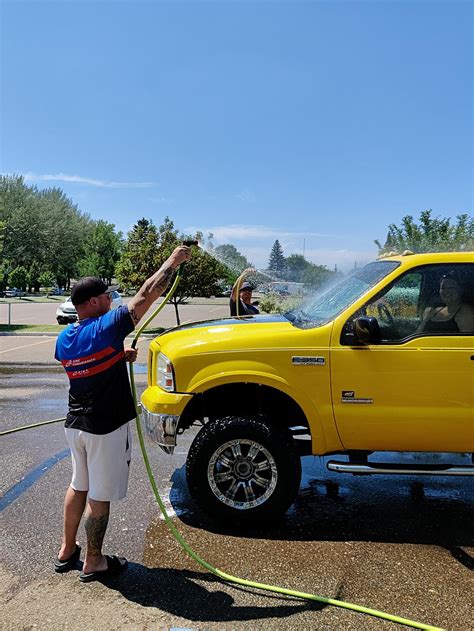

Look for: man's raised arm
[127,245,191,326]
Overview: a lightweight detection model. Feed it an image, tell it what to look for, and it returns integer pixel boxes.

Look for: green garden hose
[1,263,444,630]
[0,416,66,436]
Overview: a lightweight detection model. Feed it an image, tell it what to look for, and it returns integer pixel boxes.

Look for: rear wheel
[186,416,301,523]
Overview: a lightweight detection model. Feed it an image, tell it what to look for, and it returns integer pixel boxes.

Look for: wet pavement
[1,361,473,630]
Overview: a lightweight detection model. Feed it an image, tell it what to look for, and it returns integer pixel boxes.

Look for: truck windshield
[284,260,400,328]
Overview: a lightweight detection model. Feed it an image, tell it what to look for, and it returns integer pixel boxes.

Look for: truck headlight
[157,352,175,392]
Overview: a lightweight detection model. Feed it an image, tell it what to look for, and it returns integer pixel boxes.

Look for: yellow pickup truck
[141,252,474,523]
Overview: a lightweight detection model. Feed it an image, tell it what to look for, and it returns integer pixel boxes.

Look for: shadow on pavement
[101,563,327,622]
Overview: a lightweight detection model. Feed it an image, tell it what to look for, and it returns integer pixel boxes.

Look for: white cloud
[186,223,339,241]
[243,246,376,273]
[22,171,154,189]
[185,223,377,272]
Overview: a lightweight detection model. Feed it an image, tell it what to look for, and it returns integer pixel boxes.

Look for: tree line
[0,175,121,292]
[1,174,471,298]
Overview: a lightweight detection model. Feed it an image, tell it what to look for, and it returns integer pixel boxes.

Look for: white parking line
[0,338,56,354]
[209,307,225,313]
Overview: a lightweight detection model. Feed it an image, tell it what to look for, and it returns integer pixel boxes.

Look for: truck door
[330,264,474,452]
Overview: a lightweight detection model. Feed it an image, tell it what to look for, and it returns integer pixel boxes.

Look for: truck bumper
[140,387,193,454]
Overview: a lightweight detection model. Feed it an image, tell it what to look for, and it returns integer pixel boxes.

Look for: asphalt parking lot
[0,296,231,329]
[1,302,473,630]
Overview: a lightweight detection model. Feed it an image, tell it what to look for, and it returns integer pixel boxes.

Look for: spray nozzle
[177,240,199,275]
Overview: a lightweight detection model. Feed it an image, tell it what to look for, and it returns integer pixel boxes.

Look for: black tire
[57,317,65,325]
[186,416,301,523]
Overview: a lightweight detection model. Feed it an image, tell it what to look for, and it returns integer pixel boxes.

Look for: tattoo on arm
[128,263,177,326]
[84,512,110,557]
[129,307,140,326]
[150,266,174,294]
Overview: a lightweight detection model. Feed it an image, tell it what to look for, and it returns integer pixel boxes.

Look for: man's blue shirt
[55,306,136,434]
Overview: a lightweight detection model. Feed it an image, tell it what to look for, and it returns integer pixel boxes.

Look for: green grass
[0,324,67,333]
[0,296,65,304]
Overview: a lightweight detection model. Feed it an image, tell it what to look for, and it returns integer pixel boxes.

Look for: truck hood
[163,313,286,332]
[153,313,332,358]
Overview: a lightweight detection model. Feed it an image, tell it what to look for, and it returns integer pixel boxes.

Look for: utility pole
[303,239,306,258]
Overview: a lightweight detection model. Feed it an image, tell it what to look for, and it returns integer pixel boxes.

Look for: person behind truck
[417,271,474,333]
[230,268,260,316]
[54,245,191,582]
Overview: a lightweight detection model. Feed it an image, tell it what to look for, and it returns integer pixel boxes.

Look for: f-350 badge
[292,356,325,366]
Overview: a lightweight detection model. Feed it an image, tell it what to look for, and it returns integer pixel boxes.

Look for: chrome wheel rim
[207,439,278,510]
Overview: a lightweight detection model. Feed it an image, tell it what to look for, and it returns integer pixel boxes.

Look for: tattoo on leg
[85,513,109,557]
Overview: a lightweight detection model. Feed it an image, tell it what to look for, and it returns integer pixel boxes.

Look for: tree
[375,210,474,254]
[115,218,160,290]
[213,244,251,277]
[0,221,5,290]
[302,262,336,289]
[285,254,309,282]
[152,220,227,324]
[37,187,93,288]
[9,266,28,291]
[78,220,123,282]
[267,240,286,278]
[168,242,228,324]
[281,251,338,290]
[27,260,42,293]
[116,217,227,325]
[38,270,56,295]
[0,175,100,289]
[0,176,43,271]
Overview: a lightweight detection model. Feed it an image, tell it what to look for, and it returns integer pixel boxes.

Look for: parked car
[5,288,26,297]
[141,251,474,523]
[56,291,122,324]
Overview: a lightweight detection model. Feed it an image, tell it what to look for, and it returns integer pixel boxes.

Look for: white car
[56,291,122,324]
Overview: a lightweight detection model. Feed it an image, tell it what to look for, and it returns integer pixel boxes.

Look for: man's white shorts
[65,424,132,501]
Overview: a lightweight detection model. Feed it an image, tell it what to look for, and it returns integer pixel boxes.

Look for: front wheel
[186,416,301,523]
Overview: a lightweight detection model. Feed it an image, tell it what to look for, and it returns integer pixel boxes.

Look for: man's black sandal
[79,555,128,583]
[54,544,81,573]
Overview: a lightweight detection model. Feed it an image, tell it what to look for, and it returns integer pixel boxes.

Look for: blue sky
[1,0,472,271]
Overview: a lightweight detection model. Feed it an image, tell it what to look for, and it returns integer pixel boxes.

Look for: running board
[327,461,474,476]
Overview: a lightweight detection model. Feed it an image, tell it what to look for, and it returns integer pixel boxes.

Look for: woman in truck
[418,271,474,333]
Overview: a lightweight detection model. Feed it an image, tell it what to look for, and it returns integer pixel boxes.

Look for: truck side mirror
[353,316,382,345]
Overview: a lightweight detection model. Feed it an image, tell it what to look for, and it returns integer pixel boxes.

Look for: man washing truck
[54,245,191,581]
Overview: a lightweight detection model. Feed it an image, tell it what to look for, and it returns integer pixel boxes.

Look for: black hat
[239,281,254,291]
[71,277,119,306]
